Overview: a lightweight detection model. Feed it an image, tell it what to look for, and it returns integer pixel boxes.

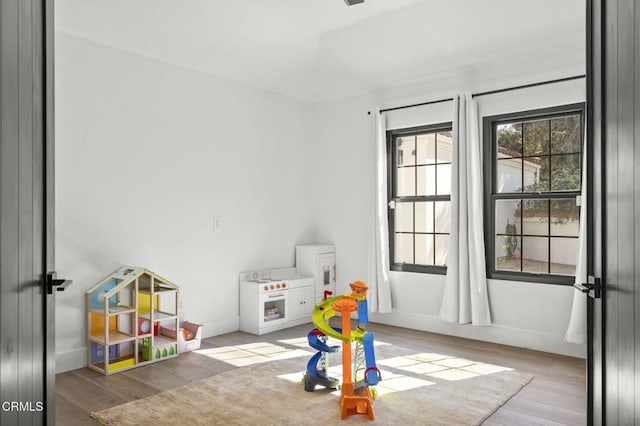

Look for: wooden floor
[56,322,586,425]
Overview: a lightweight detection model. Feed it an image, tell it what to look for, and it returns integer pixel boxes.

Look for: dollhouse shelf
[153,335,176,347]
[138,311,177,321]
[90,331,135,345]
[86,266,181,375]
[89,305,135,315]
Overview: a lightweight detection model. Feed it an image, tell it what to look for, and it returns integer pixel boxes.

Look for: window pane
[525,156,549,192]
[522,236,549,273]
[434,201,450,233]
[395,202,413,233]
[550,199,580,236]
[497,123,522,158]
[436,164,451,195]
[551,154,581,191]
[522,199,548,236]
[416,133,436,165]
[495,199,520,238]
[394,234,413,264]
[525,157,550,192]
[523,119,550,156]
[497,158,522,193]
[415,234,434,266]
[490,110,581,281]
[396,136,415,167]
[416,165,436,196]
[415,202,433,233]
[550,237,578,275]
[551,115,581,154]
[434,235,449,266]
[396,166,415,196]
[436,132,453,163]
[495,235,521,271]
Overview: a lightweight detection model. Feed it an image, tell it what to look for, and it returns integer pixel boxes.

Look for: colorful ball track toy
[303,281,381,420]
[304,328,340,391]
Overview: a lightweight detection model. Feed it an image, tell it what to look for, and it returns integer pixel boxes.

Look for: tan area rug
[91,343,532,426]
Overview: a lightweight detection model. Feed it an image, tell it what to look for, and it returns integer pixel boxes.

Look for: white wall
[54,34,317,372]
[55,19,587,373]
[310,76,587,358]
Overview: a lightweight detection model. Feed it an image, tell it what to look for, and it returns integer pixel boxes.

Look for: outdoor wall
[54,34,317,372]
[310,74,587,358]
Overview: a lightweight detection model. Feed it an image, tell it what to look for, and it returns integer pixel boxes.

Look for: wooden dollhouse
[86,266,180,375]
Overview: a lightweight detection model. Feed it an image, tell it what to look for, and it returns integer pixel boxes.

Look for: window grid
[388,124,452,274]
[485,104,584,285]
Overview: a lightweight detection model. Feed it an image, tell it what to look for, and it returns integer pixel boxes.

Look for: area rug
[91,343,532,426]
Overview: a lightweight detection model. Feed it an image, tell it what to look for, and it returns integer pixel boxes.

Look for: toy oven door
[259,291,288,326]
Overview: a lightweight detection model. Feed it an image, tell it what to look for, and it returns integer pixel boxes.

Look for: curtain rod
[471,74,586,98]
[379,97,453,113]
[374,74,586,114]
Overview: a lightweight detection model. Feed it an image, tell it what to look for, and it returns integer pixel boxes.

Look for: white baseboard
[201,316,239,339]
[56,347,86,374]
[369,311,587,359]
[55,316,241,374]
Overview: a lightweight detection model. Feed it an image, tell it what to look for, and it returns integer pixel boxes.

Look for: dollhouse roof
[86,266,179,299]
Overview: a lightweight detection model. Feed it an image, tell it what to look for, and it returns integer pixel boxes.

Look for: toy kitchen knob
[276,284,281,289]
[282,283,286,288]
[263,286,268,291]
[270,285,274,290]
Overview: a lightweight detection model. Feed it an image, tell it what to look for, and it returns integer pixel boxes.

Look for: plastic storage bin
[160,321,202,353]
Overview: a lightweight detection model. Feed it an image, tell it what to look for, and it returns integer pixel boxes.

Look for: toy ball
[139,320,150,334]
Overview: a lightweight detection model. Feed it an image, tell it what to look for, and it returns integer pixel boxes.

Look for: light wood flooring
[56,322,586,425]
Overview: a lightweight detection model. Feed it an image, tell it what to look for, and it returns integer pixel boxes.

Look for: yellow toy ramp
[311,295,352,343]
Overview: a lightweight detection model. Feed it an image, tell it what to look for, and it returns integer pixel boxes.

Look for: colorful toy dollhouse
[86,266,180,375]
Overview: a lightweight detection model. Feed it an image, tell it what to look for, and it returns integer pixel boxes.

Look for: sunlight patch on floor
[274,343,513,396]
[194,342,310,367]
[220,337,510,393]
[277,337,313,348]
[277,335,391,350]
[376,375,435,395]
[378,352,513,382]
[277,366,434,397]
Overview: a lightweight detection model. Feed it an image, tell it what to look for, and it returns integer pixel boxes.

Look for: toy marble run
[303,281,381,421]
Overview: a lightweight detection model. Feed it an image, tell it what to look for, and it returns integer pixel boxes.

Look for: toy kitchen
[239,244,335,335]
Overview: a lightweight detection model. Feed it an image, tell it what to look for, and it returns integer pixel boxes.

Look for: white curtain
[565,133,588,344]
[439,94,491,325]
[367,109,392,313]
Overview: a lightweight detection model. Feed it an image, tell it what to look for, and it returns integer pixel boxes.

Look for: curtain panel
[439,94,491,325]
[564,132,588,344]
[368,109,392,313]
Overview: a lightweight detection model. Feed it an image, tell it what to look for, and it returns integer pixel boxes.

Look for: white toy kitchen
[239,244,335,335]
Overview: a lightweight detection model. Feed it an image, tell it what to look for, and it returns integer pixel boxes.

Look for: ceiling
[55,0,585,103]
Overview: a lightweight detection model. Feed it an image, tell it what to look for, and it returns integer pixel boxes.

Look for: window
[484,104,584,284]
[387,123,452,274]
